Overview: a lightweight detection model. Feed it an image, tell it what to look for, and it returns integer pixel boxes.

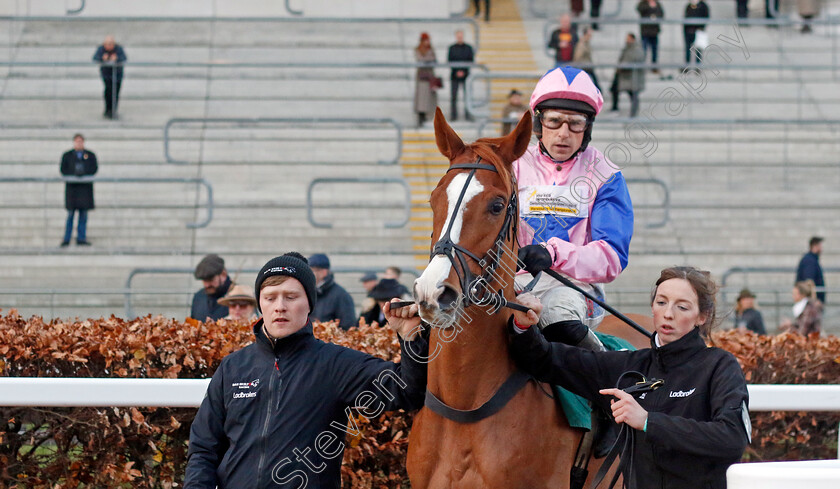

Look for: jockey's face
[651,278,706,345]
[540,109,585,162]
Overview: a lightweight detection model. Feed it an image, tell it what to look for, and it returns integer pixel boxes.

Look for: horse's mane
[468,139,516,196]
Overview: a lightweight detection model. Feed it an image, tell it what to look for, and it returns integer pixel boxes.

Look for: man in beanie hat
[308,253,357,330]
[190,253,232,321]
[185,252,428,489]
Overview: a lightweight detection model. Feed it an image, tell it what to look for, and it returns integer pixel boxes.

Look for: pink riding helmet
[530,66,604,116]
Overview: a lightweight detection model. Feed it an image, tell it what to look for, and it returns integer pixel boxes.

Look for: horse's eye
[489,199,506,215]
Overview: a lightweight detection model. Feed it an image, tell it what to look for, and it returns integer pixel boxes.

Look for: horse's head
[415,107,532,328]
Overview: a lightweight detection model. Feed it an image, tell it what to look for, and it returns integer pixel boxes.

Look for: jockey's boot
[542,320,606,352]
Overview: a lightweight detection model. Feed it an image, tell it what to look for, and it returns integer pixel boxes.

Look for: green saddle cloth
[554,331,637,430]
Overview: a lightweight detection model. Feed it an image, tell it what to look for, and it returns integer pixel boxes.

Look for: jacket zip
[256,355,281,487]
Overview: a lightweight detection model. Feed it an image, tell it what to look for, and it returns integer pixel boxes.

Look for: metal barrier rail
[0,16,482,52]
[0,60,487,71]
[465,67,840,116]
[306,178,412,230]
[0,288,190,320]
[721,266,840,288]
[164,117,403,165]
[124,266,419,318]
[66,0,85,15]
[624,178,670,228]
[284,0,303,16]
[2,378,838,409]
[0,177,214,228]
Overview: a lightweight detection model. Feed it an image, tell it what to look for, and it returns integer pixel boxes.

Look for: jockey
[513,66,634,352]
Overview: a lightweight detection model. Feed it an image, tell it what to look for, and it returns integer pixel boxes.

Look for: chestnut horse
[407,108,640,489]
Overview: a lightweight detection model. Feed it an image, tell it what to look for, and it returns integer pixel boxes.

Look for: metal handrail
[66,0,85,15]
[164,117,403,165]
[307,178,411,229]
[450,0,470,18]
[465,68,840,116]
[0,177,214,228]
[0,16,482,52]
[124,266,420,318]
[624,178,669,228]
[721,267,840,289]
[284,0,303,16]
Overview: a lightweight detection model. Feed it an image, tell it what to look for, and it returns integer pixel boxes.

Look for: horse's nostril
[438,286,460,310]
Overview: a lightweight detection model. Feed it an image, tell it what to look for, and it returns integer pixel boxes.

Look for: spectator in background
[309,253,357,329]
[798,0,819,33]
[473,0,490,22]
[796,236,825,303]
[447,30,475,121]
[218,284,258,322]
[383,266,411,297]
[572,27,600,91]
[590,0,603,29]
[637,0,664,74]
[781,280,822,336]
[684,0,710,66]
[500,89,529,136]
[92,35,126,119]
[414,32,438,128]
[733,288,766,335]
[191,254,231,321]
[60,133,97,247]
[548,14,578,66]
[614,33,645,118]
[360,279,406,326]
[765,0,780,24]
[736,0,749,23]
[360,272,378,293]
[570,0,584,17]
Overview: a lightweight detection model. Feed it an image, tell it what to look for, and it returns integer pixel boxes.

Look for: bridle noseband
[429,157,529,314]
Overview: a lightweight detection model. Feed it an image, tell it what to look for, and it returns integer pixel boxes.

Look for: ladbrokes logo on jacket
[231,379,260,399]
[669,387,696,398]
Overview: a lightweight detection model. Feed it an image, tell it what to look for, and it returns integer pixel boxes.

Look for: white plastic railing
[2,379,839,411]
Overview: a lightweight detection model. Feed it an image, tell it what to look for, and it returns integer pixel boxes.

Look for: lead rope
[592,371,664,489]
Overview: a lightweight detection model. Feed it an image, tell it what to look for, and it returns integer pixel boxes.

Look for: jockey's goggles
[536,110,591,133]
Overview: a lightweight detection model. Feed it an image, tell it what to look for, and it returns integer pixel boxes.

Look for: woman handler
[509,266,750,489]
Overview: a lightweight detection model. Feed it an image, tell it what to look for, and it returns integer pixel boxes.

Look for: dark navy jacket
[511,326,749,489]
[190,277,231,321]
[184,321,428,489]
[311,274,357,330]
[796,251,825,303]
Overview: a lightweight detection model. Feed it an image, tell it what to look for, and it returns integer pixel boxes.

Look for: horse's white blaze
[415,173,484,306]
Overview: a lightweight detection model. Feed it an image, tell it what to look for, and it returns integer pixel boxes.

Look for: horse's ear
[433,107,466,160]
[498,111,533,164]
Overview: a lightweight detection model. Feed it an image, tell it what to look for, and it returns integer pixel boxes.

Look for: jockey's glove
[517,244,552,276]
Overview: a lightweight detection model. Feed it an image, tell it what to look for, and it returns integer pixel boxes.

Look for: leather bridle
[429,158,529,314]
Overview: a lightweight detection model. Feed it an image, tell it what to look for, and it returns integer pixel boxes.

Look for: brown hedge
[0,311,838,488]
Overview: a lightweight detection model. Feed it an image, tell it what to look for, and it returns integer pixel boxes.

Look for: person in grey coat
[616,33,646,118]
[414,32,438,128]
[60,133,97,246]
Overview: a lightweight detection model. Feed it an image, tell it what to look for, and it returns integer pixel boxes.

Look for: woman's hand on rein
[599,388,649,431]
[512,293,542,328]
[384,299,422,341]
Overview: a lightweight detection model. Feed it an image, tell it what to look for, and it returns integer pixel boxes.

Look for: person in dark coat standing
[637,0,664,74]
[60,133,97,246]
[92,35,127,119]
[309,253,357,330]
[447,30,475,121]
[190,254,232,321]
[796,236,825,303]
[683,0,709,66]
[360,278,410,327]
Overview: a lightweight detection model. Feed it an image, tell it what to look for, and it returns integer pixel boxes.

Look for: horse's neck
[427,309,516,409]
